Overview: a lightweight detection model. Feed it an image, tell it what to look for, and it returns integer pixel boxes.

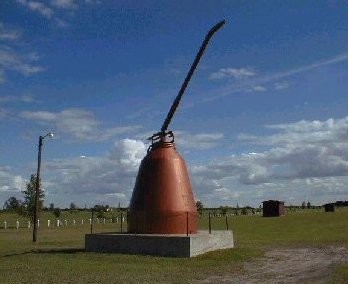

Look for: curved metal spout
[160,20,226,133]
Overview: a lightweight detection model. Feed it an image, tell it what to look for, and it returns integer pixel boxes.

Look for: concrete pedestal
[85,230,233,257]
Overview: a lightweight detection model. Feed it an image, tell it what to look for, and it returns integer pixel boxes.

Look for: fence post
[208,212,211,234]
[90,210,94,234]
[120,212,123,233]
[225,214,229,230]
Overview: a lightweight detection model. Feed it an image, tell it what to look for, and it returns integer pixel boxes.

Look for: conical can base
[128,141,198,234]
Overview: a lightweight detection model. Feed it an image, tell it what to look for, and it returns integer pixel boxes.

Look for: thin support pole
[90,210,94,234]
[120,212,123,233]
[186,212,189,236]
[225,214,229,231]
[208,212,211,234]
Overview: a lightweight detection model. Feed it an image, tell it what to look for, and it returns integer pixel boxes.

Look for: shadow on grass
[35,248,85,254]
[2,251,34,258]
[2,248,85,258]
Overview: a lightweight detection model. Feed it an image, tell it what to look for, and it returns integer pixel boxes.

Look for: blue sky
[1,0,347,208]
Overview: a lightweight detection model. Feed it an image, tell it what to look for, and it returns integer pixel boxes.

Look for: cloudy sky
[1,1,347,208]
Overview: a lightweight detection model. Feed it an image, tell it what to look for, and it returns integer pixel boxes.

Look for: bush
[53,208,61,218]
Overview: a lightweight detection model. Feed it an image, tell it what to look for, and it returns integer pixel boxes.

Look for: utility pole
[33,136,43,243]
[33,133,53,243]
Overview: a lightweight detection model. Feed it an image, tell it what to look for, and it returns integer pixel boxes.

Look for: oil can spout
[147,20,226,148]
[160,19,226,133]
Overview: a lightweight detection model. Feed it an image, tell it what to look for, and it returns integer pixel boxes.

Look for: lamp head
[41,132,54,140]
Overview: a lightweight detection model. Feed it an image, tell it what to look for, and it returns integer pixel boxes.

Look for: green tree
[49,203,54,211]
[93,204,107,218]
[70,202,77,210]
[220,206,228,215]
[53,208,61,218]
[307,201,311,209]
[22,174,45,220]
[196,200,203,215]
[301,201,306,209]
[3,196,22,211]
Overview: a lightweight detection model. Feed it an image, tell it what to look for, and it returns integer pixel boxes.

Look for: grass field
[1,208,347,283]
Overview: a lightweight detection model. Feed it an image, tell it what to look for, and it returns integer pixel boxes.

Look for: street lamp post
[33,132,53,243]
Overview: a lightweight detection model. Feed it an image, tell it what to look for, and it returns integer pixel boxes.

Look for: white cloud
[0,23,21,41]
[234,117,348,180]
[209,67,256,80]
[0,166,26,193]
[21,110,56,121]
[0,23,44,84]
[0,108,8,119]
[204,51,348,102]
[0,70,5,83]
[190,117,348,206]
[109,139,147,169]
[15,0,99,27]
[84,0,101,4]
[250,85,267,92]
[15,0,75,27]
[16,0,54,19]
[55,18,70,28]
[20,108,142,141]
[274,81,290,90]
[175,131,224,150]
[0,46,44,82]
[42,139,147,205]
[2,117,347,207]
[0,95,36,104]
[51,0,77,9]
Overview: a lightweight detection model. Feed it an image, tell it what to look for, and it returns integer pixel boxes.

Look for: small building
[262,200,285,217]
[324,203,335,212]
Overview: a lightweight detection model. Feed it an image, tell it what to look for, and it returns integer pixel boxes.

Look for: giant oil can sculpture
[128,20,225,234]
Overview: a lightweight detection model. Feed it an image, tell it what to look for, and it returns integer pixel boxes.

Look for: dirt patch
[202,246,348,283]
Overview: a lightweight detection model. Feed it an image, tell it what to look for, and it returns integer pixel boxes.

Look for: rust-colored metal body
[128,135,198,234]
[128,20,226,235]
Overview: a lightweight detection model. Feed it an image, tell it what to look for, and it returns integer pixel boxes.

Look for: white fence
[1,217,126,230]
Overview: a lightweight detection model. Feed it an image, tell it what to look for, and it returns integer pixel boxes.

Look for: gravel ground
[201,246,348,284]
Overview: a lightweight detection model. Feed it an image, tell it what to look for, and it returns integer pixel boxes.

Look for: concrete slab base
[85,230,234,257]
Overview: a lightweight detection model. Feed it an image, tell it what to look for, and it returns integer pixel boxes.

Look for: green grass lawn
[334,265,348,283]
[1,209,347,283]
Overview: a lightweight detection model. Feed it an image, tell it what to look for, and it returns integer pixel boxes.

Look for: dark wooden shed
[262,200,285,217]
[324,203,335,212]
